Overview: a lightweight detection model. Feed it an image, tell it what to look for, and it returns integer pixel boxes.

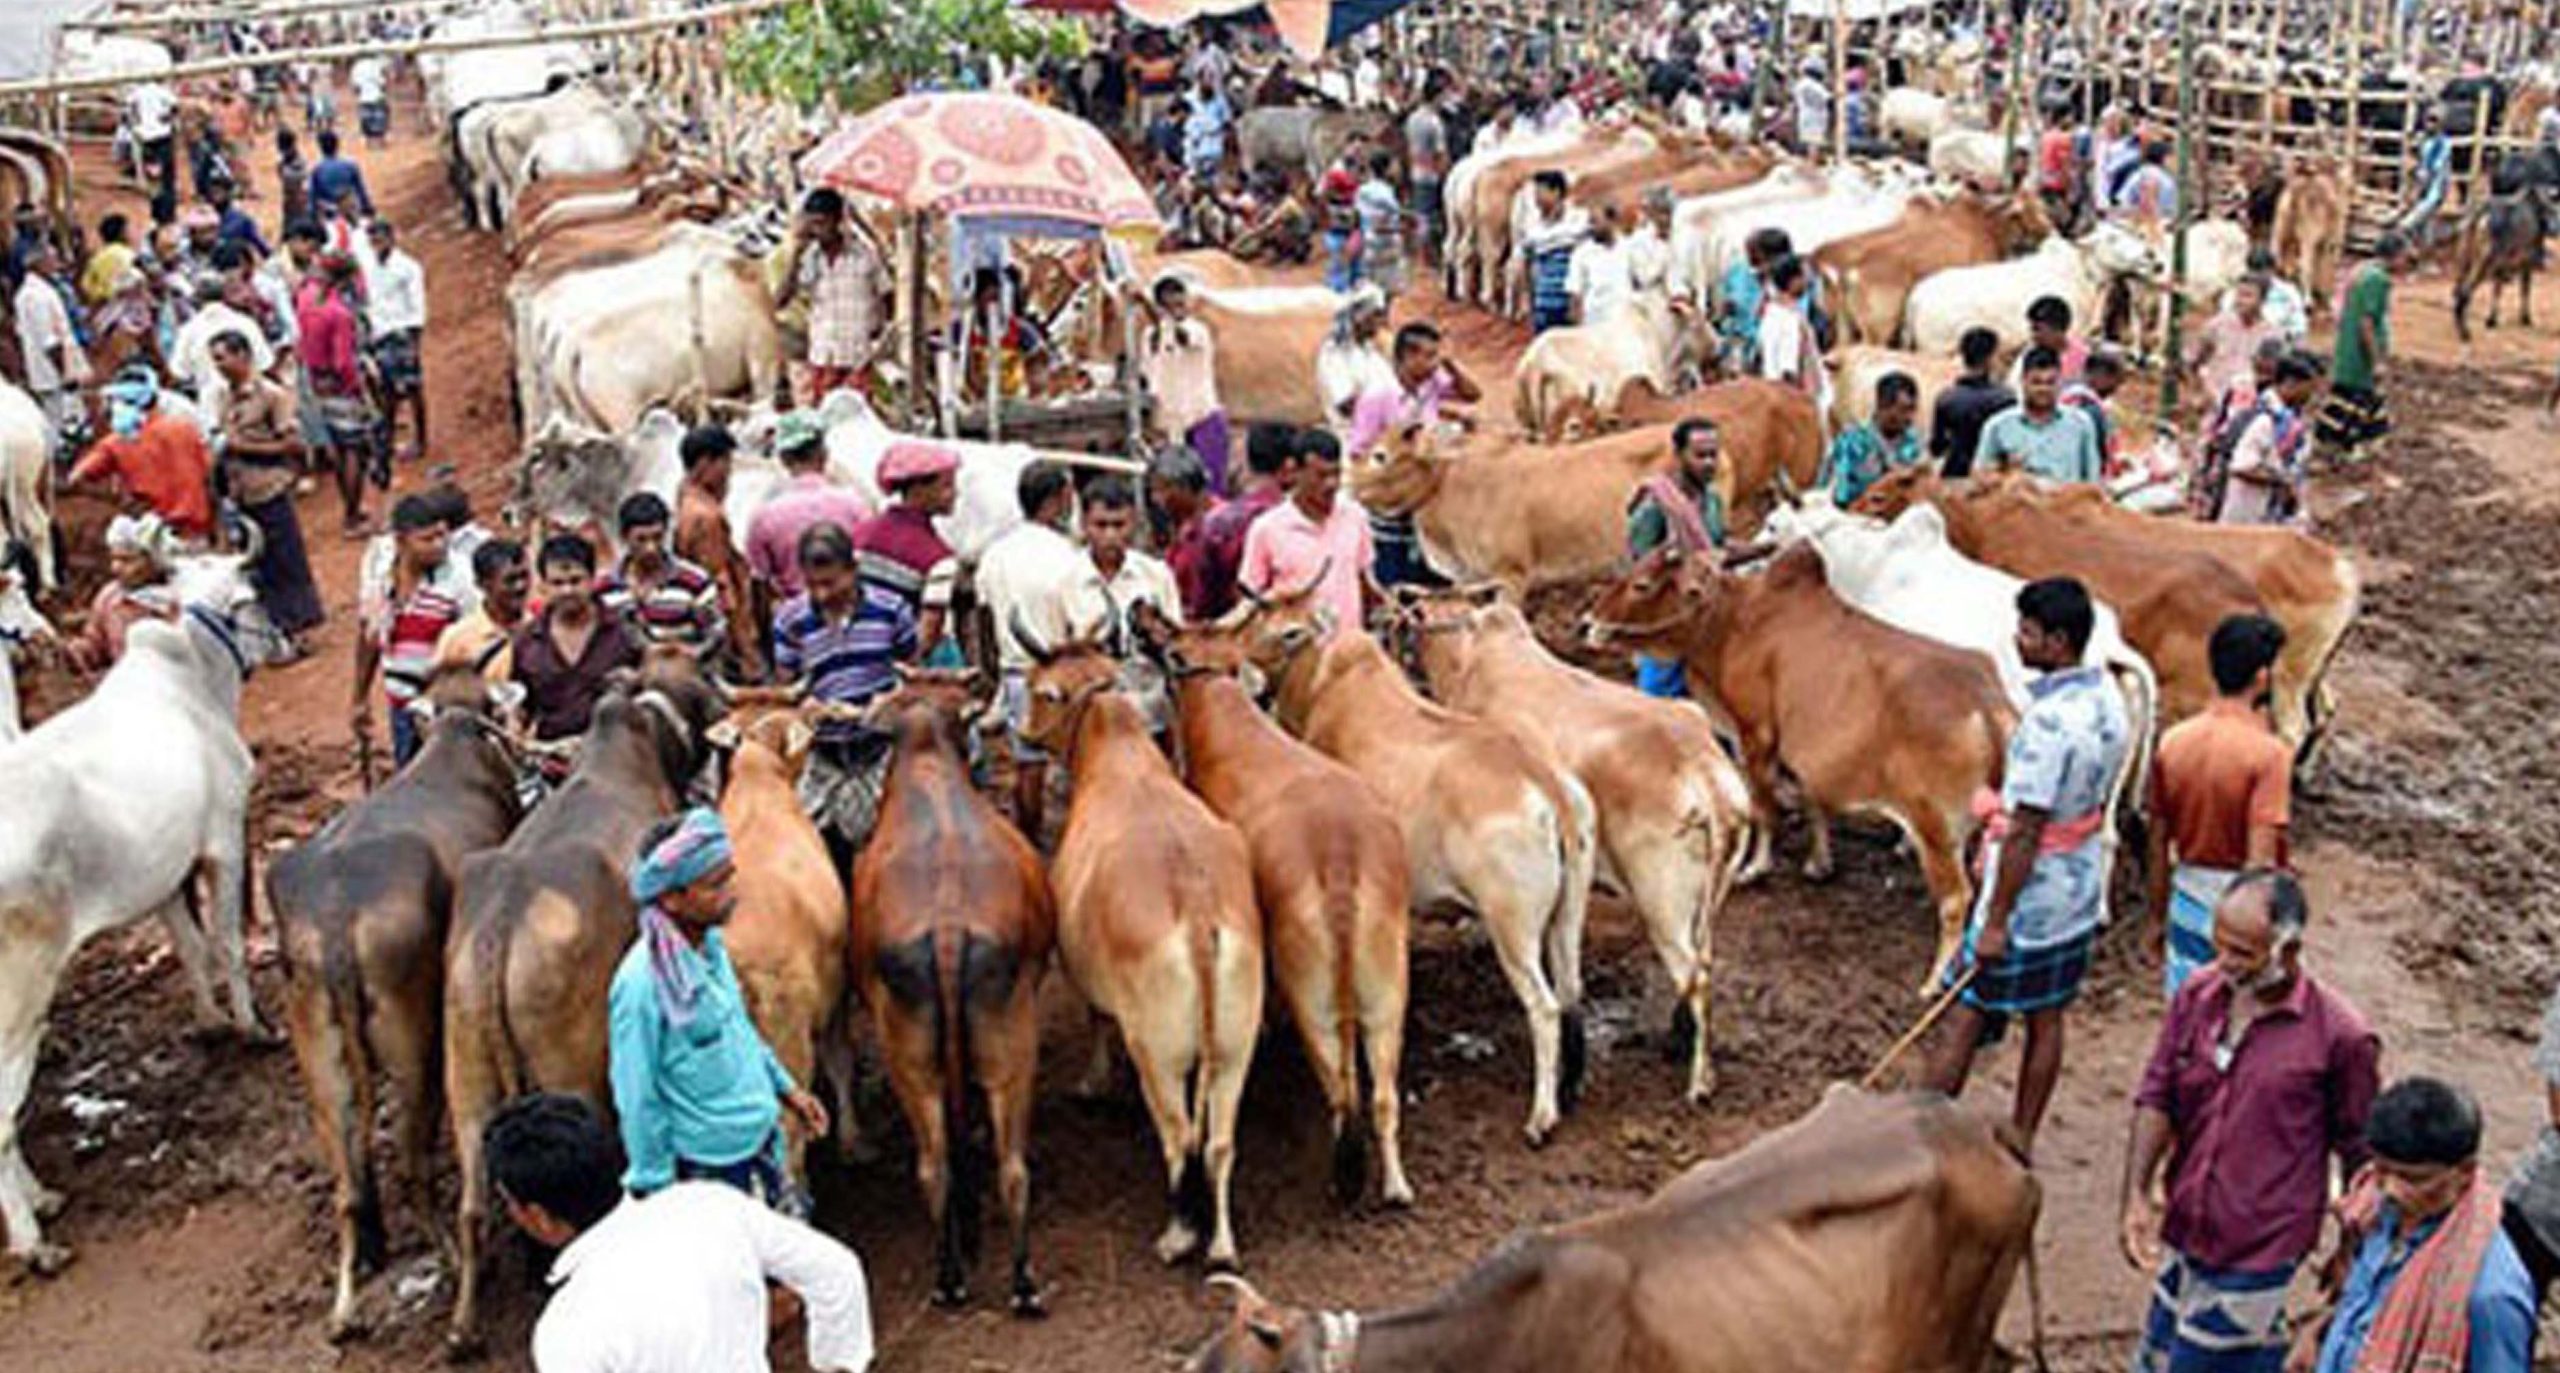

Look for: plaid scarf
[2334,1165,2505,1373]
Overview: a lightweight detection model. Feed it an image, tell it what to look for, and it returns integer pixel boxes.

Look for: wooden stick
[1860,967,1976,1090]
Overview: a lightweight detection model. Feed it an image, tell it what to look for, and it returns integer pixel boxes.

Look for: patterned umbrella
[797,91,1161,237]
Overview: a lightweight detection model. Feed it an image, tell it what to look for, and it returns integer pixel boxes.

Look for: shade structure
[1115,0,1423,60]
[798,91,1160,238]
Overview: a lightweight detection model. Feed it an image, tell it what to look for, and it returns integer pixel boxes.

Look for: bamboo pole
[2158,0,2197,425]
[1830,0,1849,165]
[0,0,788,99]
[68,0,477,30]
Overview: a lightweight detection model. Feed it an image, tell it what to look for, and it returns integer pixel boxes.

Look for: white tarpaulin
[1784,0,1929,18]
[0,1,116,84]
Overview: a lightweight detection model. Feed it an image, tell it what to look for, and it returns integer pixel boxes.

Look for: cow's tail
[1324,876,1368,1205]
[1176,915,1222,1236]
[1543,771,1597,1112]
[2293,554,2363,769]
[1512,364,1549,441]
[1823,259,1861,343]
[931,924,982,1266]
[684,256,713,416]
[311,877,388,1271]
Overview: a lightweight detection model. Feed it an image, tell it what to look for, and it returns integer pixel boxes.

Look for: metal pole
[2157,0,2197,426]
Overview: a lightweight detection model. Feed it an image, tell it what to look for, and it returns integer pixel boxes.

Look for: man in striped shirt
[351,494,462,767]
[773,523,918,866]
[601,493,728,663]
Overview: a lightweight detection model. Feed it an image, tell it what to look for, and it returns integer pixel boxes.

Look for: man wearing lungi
[2146,614,2292,998]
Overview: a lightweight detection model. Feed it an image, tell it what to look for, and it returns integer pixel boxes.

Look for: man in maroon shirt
[854,441,958,659]
[1147,443,1221,621]
[2121,869,2381,1373]
[1188,422,1295,619]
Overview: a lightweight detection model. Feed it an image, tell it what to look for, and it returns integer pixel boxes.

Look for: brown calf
[1814,191,2054,345]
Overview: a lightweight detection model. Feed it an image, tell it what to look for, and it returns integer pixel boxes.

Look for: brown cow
[1814,191,2055,345]
[850,668,1054,1312]
[1137,607,1416,1206]
[1583,546,2013,990]
[440,649,726,1355]
[2451,186,2543,342]
[269,669,521,1342]
[705,689,851,1188]
[1855,470,2270,725]
[1020,630,1264,1270]
[1395,591,1755,1103]
[1228,592,1595,1145]
[1187,1088,2040,1373]
[2271,157,2348,314]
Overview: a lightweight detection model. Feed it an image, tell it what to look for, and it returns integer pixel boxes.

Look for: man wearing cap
[610,808,828,1205]
[60,514,180,675]
[745,411,872,604]
[852,443,959,661]
[70,369,217,542]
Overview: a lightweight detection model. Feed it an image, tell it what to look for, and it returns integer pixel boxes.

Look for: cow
[455,82,648,230]
[1928,128,2013,190]
[704,689,852,1191]
[269,668,523,1341]
[440,648,726,1355]
[1135,607,1416,1205]
[0,556,285,1273]
[1223,589,1595,1146]
[1018,626,1265,1271]
[1904,225,2164,357]
[1511,292,1716,442]
[2271,156,2349,311]
[2451,174,2546,342]
[1237,106,1397,179]
[1583,545,2014,991]
[2126,219,2252,363]
[0,543,54,741]
[0,381,55,593]
[1452,124,1659,312]
[1853,470,2267,725]
[1181,282,1350,428]
[1393,591,1755,1104]
[1829,346,1961,433]
[1666,164,1836,306]
[1686,166,1924,315]
[1814,191,2054,345]
[1185,1087,2039,1373]
[849,669,1054,1312]
[1878,88,1968,150]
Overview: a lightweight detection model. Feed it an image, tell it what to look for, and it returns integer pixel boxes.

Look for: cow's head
[1186,1275,1344,1373]
[1582,545,1713,655]
[1129,599,1256,685]
[2079,220,2167,283]
[171,551,289,675]
[627,645,730,789]
[513,412,636,537]
[1227,572,1337,693]
[1382,582,1505,684]
[1848,464,1944,520]
[1344,426,1451,516]
[704,683,819,781]
[1985,189,2056,254]
[862,665,993,752]
[1015,613,1122,756]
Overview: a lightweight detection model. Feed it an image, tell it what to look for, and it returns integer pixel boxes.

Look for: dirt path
[3,108,2556,1372]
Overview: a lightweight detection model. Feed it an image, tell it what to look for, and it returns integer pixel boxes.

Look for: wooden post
[2469,88,2494,214]
[2158,0,2197,426]
[902,213,925,434]
[1830,0,1849,165]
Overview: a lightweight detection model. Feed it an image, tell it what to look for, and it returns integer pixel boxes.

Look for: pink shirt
[1239,495,1372,634]
[1343,372,1451,456]
[746,474,875,598]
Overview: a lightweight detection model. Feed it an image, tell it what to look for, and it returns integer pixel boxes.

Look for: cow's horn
[1009,609,1054,665]
[1205,1273,1268,1308]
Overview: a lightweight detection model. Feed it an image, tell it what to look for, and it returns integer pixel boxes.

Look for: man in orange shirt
[2146,612,2293,997]
[69,368,216,541]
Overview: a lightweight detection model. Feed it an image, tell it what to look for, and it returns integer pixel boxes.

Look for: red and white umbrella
[798,91,1160,238]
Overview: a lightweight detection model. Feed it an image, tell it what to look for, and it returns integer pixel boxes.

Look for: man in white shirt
[351,56,391,143]
[1566,206,1638,325]
[485,1093,873,1373]
[128,80,179,219]
[1792,59,1831,153]
[170,272,276,435]
[1062,475,1183,729]
[971,460,1085,836]
[364,218,430,457]
[12,240,88,432]
[1626,188,1677,295]
[1755,253,1832,419]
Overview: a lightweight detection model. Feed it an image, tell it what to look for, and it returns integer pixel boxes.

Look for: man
[1719,228,1786,374]
[1756,255,1829,415]
[1404,82,1450,270]
[774,523,919,860]
[2223,248,2310,344]
[351,494,462,767]
[307,129,372,220]
[1354,150,1408,301]
[2122,870,2382,1373]
[207,177,269,260]
[486,1093,871,1373]
[351,54,391,144]
[2009,295,2091,388]
[1182,68,1233,181]
[2507,981,2560,1318]
[2303,1078,2537,1373]
[172,270,275,430]
[364,218,428,460]
[1063,474,1183,668]
[2400,110,2452,247]
[1933,327,2015,480]
[81,212,139,306]
[2219,352,2321,527]
[1240,429,1371,634]
[1791,57,1830,151]
[130,78,181,222]
[1824,370,1925,507]
[745,411,871,603]
[1922,577,2130,1152]
[1566,205,1636,325]
[601,493,728,661]
[975,461,1082,835]
[773,188,887,406]
[1521,170,1588,333]
[1193,423,1293,621]
[1150,445,1222,622]
[297,249,379,536]
[511,533,642,744]
[1627,188,1677,296]
[2121,138,2179,226]
[435,537,531,682]
[610,806,830,1205]
[673,425,761,675]
[1347,321,1478,589]
[2189,275,2281,419]
[1138,276,1228,492]
[2067,345,2132,470]
[2146,614,2292,997]
[852,442,959,660]
[2319,232,2405,464]
[1627,417,1729,699]
[12,240,87,434]
[214,331,324,650]
[1976,346,2105,483]
[71,369,217,542]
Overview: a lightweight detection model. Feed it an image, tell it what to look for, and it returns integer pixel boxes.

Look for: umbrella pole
[988,261,1005,443]
[903,213,924,432]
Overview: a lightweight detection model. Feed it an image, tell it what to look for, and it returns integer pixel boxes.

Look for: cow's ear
[781,716,814,761]
[705,718,742,751]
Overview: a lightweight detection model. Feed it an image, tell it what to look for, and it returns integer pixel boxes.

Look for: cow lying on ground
[1584,545,2013,991]
[1186,1087,2040,1373]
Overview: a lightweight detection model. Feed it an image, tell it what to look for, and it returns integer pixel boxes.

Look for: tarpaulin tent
[0,1,115,84]
[1099,0,1428,60]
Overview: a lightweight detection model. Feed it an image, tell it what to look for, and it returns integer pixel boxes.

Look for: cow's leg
[374,973,448,1272]
[1198,980,1258,1275]
[198,831,262,1034]
[1475,883,1566,1147]
[162,890,231,1031]
[1909,806,1974,997]
[2489,274,2505,329]
[1271,927,1360,1206]
[0,931,73,1274]
[978,985,1044,1317]
[283,953,381,1340]
[1802,797,1838,882]
[440,984,501,1359]
[815,1006,863,1159]
[1735,734,1786,886]
[1122,1032,1203,1265]
[874,1002,961,1305]
[2521,265,2535,328]
[1359,956,1415,1207]
[1623,829,1717,1104]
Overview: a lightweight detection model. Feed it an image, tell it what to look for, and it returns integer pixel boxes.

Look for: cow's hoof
[443,1330,488,1364]
[15,1241,75,1279]
[1154,1220,1200,1266]
[32,1186,65,1221]
[1801,856,1836,883]
[1204,1249,1242,1277]
[327,1311,372,1345]
[1736,859,1773,888]
[1687,1065,1721,1106]
[1381,1178,1416,1210]
[1522,1112,1558,1149]
[1010,1283,1048,1320]
[930,1282,969,1310]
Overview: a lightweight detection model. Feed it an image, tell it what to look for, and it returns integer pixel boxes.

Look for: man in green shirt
[1626,417,1727,698]
[1824,371,1925,507]
[2317,232,2405,463]
[1975,346,2105,483]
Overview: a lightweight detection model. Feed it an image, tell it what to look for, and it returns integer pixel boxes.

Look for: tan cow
[1446,124,1640,308]
[1584,546,2014,989]
[704,690,850,1189]
[2272,156,2348,312]
[1020,631,1264,1270]
[1395,591,1755,1103]
[1187,1088,2039,1373]
[1228,592,1596,1145]
[1829,346,1961,433]
[1855,470,2268,724]
[1138,608,1416,1206]
[1180,281,1346,428]
[1511,292,1717,442]
[1814,191,2054,345]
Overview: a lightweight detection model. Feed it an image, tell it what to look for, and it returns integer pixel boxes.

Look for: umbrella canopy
[798,92,1160,239]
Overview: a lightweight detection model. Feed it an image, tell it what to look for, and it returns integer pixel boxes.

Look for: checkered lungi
[2134,1251,2295,1373]
[2315,382,2389,451]
[1944,926,2095,1020]
[371,328,422,396]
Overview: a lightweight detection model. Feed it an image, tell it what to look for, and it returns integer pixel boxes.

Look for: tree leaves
[727,0,1088,112]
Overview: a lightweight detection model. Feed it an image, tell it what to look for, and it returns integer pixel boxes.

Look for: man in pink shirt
[745,410,873,601]
[1342,320,1480,457]
[1239,430,1371,633]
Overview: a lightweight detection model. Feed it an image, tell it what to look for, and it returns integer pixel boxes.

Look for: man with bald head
[2120,870,2381,1373]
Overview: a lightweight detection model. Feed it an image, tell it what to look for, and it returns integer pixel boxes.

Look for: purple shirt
[1193,485,1281,618]
[2136,967,2380,1273]
[1343,373,1453,456]
[746,474,874,599]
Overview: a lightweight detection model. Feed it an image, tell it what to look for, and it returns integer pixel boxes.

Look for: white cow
[509,218,786,436]
[0,556,284,1272]
[2127,218,2253,362]
[1878,88,1961,149]
[1692,164,1922,293]
[1512,292,1716,440]
[0,549,57,742]
[1927,128,2011,190]
[1904,225,2163,357]
[1667,164,1832,310]
[0,382,53,592]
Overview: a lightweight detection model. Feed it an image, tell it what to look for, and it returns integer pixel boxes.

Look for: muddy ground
[3,88,2557,1373]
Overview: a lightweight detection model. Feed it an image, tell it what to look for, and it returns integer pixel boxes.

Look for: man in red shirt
[853,442,959,660]
[296,250,378,537]
[70,368,216,540]
[2147,614,2294,997]
[1188,423,1294,620]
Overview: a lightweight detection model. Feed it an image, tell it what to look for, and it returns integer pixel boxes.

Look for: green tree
[728,0,1086,111]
